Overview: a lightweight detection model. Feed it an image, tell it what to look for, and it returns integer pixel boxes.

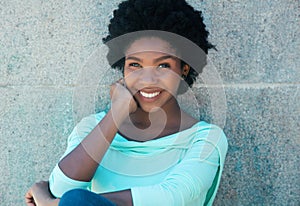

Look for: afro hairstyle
[103,0,214,88]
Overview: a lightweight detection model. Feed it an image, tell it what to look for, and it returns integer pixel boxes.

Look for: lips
[139,91,160,98]
[136,88,163,103]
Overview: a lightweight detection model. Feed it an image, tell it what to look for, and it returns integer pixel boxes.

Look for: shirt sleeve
[49,112,106,198]
[131,125,228,206]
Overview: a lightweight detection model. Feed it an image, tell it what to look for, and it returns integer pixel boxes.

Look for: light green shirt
[49,112,228,205]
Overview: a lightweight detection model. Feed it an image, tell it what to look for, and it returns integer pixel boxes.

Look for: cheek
[160,72,181,92]
[123,67,131,77]
[123,69,140,91]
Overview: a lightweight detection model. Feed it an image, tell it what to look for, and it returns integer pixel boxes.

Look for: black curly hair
[103,0,214,89]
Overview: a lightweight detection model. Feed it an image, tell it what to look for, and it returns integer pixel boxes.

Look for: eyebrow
[153,55,177,63]
[125,56,143,62]
[125,55,177,63]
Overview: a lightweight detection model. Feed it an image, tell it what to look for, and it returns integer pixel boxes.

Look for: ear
[182,64,190,76]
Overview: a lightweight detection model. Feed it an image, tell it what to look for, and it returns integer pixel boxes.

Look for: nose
[138,67,158,85]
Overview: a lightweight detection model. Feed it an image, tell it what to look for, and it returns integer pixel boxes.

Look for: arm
[25,181,133,206]
[25,181,60,206]
[49,81,137,197]
[130,125,228,206]
[58,108,127,182]
[48,112,122,197]
[59,81,136,181]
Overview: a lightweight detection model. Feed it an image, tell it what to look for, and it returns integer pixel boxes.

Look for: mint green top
[49,112,228,205]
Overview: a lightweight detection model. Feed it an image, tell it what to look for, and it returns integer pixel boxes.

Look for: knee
[59,189,88,206]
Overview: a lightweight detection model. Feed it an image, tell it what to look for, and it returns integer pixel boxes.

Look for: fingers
[114,78,127,90]
[110,78,138,114]
[110,78,128,97]
[24,181,49,206]
[25,189,36,206]
[117,78,126,87]
[110,78,124,93]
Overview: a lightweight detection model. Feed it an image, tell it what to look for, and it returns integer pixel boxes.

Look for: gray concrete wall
[1,0,299,205]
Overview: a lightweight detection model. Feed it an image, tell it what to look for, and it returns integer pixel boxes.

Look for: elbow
[48,164,91,198]
[49,171,64,198]
[160,177,204,205]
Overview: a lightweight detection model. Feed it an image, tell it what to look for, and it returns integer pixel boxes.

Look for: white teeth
[140,91,160,98]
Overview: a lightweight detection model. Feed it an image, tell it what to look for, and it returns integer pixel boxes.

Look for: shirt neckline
[116,121,204,143]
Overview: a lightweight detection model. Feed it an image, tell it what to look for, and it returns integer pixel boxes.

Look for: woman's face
[124,37,185,112]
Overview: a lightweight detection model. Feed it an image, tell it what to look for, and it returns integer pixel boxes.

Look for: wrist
[110,102,131,122]
[109,110,128,128]
[48,198,60,206]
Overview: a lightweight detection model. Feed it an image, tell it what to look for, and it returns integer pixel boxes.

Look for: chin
[139,105,162,113]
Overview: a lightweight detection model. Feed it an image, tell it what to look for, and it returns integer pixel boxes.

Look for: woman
[25,0,228,205]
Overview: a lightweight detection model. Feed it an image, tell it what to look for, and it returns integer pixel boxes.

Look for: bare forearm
[101,189,133,206]
[25,181,61,206]
[49,198,60,206]
[58,108,128,181]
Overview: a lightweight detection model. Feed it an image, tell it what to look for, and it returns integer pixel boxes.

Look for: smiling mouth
[139,91,161,98]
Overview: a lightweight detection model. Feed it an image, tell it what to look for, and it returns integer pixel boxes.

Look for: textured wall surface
[1,0,299,205]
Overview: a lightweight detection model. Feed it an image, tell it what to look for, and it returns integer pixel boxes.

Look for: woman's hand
[110,78,137,114]
[25,181,59,206]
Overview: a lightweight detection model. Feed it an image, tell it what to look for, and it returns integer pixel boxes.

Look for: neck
[130,98,181,129]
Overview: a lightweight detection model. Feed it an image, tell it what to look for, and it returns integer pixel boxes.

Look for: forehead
[125,37,178,57]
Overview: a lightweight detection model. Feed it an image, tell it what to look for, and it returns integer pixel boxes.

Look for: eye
[158,63,171,69]
[128,63,142,68]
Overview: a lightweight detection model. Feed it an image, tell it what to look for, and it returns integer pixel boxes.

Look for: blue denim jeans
[59,189,116,206]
